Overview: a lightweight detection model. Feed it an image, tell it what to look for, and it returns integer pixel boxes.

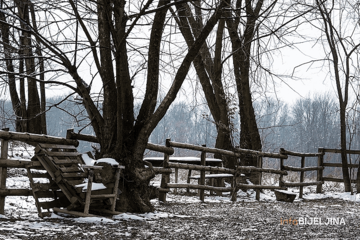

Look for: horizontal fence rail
[0,130,78,146]
[169,141,288,159]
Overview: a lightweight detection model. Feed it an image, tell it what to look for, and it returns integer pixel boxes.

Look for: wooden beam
[300,156,305,198]
[236,166,288,175]
[166,183,232,192]
[322,163,359,168]
[200,147,206,201]
[281,181,323,187]
[0,189,32,196]
[282,166,324,172]
[0,135,8,214]
[167,162,235,174]
[323,148,360,154]
[0,159,42,168]
[322,177,357,183]
[153,167,172,174]
[169,141,288,159]
[0,130,78,146]
[237,184,286,190]
[146,143,174,155]
[280,149,323,157]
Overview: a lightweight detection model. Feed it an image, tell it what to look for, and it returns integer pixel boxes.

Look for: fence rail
[1,129,360,211]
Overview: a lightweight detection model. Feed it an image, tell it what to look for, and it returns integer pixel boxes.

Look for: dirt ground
[0,196,359,240]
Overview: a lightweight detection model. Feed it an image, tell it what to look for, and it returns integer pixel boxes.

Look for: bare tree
[171,2,236,168]
[0,0,46,134]
[314,0,360,192]
[0,0,226,212]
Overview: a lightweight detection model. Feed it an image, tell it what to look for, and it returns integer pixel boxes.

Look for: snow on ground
[1,145,360,238]
[1,182,360,239]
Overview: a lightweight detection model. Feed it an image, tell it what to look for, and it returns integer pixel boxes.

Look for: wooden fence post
[159,139,171,202]
[200,145,206,202]
[299,156,305,198]
[279,148,285,189]
[0,128,9,214]
[255,156,262,201]
[316,148,324,193]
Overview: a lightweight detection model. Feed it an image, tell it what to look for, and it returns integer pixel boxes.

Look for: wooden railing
[0,128,77,214]
[279,148,324,198]
[2,127,360,213]
[320,148,360,192]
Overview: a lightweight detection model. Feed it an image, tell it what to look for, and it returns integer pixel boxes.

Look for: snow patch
[75,182,107,192]
[96,158,119,166]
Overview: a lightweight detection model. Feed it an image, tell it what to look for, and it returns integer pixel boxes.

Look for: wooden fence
[159,140,288,202]
[319,148,360,193]
[65,130,360,201]
[279,148,324,198]
[1,128,360,214]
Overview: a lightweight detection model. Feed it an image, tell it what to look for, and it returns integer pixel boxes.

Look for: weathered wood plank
[0,130,78,146]
[65,179,85,186]
[316,148,324,193]
[322,162,359,168]
[61,172,88,178]
[169,141,288,159]
[167,162,235,174]
[323,148,360,154]
[0,189,32,196]
[300,156,305,198]
[282,166,324,172]
[32,183,60,192]
[91,194,116,199]
[200,148,206,201]
[281,181,323,187]
[153,167,172,174]
[237,184,286,190]
[322,177,357,183]
[146,142,174,155]
[236,166,288,175]
[189,174,234,179]
[52,159,83,165]
[38,143,77,150]
[280,149,323,157]
[0,137,8,214]
[166,183,232,192]
[59,166,83,173]
[44,152,81,157]
[0,159,42,168]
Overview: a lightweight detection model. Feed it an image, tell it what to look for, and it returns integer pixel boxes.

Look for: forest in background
[1,93,359,176]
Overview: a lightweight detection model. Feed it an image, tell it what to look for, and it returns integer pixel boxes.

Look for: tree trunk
[340,105,351,192]
[174,4,236,168]
[225,0,263,184]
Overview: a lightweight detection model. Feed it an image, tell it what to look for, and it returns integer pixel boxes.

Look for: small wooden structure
[0,129,124,218]
[34,143,124,217]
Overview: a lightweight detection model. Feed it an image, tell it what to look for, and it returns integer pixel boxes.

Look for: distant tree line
[2,93,359,156]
